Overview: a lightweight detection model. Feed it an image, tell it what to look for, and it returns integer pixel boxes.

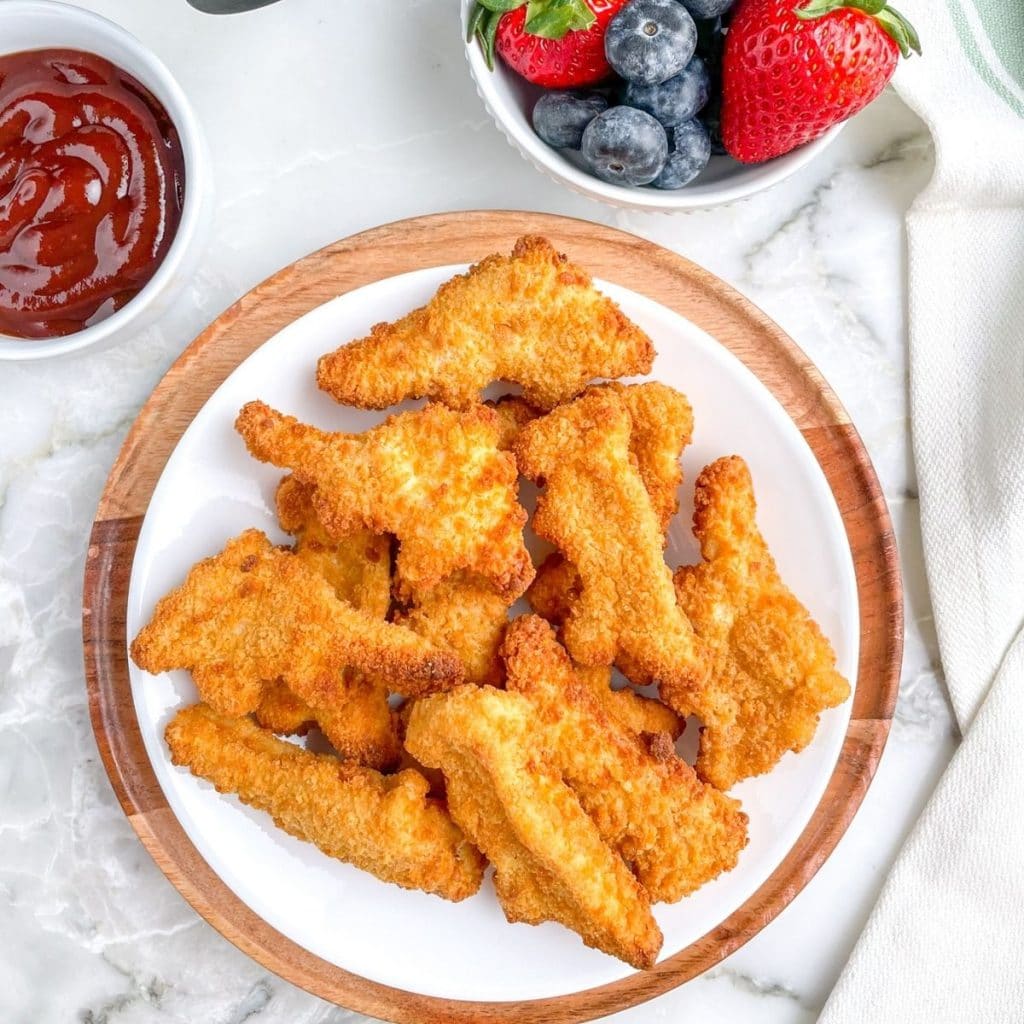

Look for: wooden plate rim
[83,210,903,1024]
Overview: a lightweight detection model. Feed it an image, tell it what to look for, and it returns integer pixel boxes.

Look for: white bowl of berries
[463,0,919,211]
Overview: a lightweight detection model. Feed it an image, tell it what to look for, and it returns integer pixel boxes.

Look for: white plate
[126,265,858,1001]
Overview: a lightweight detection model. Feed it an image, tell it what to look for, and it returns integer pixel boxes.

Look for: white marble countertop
[0,2,955,1022]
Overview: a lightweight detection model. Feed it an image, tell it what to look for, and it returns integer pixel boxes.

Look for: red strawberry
[721,0,920,164]
[471,0,628,89]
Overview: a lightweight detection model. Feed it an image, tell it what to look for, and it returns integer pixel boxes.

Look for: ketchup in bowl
[0,49,185,339]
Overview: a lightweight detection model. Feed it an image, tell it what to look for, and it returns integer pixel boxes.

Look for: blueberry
[532,92,610,150]
[605,0,697,87]
[581,106,668,186]
[622,56,710,127]
[680,0,734,17]
[652,118,711,188]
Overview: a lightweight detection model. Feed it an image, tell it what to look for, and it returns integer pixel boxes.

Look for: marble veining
[0,2,952,1022]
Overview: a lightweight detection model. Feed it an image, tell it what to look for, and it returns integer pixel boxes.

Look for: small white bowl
[462,0,842,212]
[0,1,212,361]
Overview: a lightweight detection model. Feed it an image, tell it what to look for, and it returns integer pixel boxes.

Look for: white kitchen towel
[821,1,1024,1020]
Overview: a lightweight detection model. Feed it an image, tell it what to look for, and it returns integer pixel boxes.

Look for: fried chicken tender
[575,664,683,740]
[130,530,462,720]
[406,686,662,969]
[394,572,509,686]
[673,457,852,790]
[503,617,746,903]
[235,401,533,601]
[316,236,655,411]
[166,703,483,901]
[253,476,400,768]
[513,388,705,695]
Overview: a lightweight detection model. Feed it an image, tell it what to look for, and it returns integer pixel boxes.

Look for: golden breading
[394,572,509,686]
[255,676,401,776]
[275,474,391,617]
[130,530,462,718]
[252,679,315,735]
[575,664,683,740]
[503,617,747,903]
[526,381,692,641]
[406,686,662,969]
[316,236,655,411]
[485,394,542,451]
[166,704,483,902]
[235,401,533,601]
[600,382,692,535]
[254,476,400,768]
[673,457,852,790]
[513,388,705,695]
[526,551,577,624]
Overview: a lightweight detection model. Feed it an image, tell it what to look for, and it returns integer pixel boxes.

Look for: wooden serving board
[83,211,902,1024]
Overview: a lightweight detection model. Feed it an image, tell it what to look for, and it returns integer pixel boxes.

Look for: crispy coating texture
[252,678,316,735]
[526,381,692,647]
[406,686,662,968]
[316,236,655,411]
[253,476,401,768]
[575,664,683,741]
[130,530,462,720]
[600,382,692,534]
[395,573,510,686]
[485,395,542,451]
[526,551,578,624]
[673,457,852,790]
[275,474,391,617]
[513,388,705,695]
[236,401,533,601]
[166,704,483,901]
[503,617,747,903]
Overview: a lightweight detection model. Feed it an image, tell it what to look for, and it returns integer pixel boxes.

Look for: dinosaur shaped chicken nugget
[316,236,655,411]
[673,456,852,790]
[513,387,705,696]
[235,401,533,601]
[503,617,747,903]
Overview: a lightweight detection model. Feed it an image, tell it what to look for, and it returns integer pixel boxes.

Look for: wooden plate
[83,211,902,1023]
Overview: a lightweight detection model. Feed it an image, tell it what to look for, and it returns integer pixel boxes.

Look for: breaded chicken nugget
[317,236,655,411]
[503,617,746,903]
[251,679,316,736]
[130,530,462,719]
[600,382,692,534]
[513,388,705,696]
[575,664,683,740]
[406,686,662,969]
[235,401,533,601]
[485,394,542,451]
[526,381,692,640]
[166,704,483,901]
[254,476,400,768]
[275,474,391,616]
[394,572,510,686]
[673,457,852,790]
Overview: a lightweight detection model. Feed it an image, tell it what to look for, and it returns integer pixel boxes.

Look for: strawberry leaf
[525,0,596,40]
[477,0,527,11]
[477,8,503,69]
[876,6,922,57]
[467,2,488,43]
[796,0,921,57]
